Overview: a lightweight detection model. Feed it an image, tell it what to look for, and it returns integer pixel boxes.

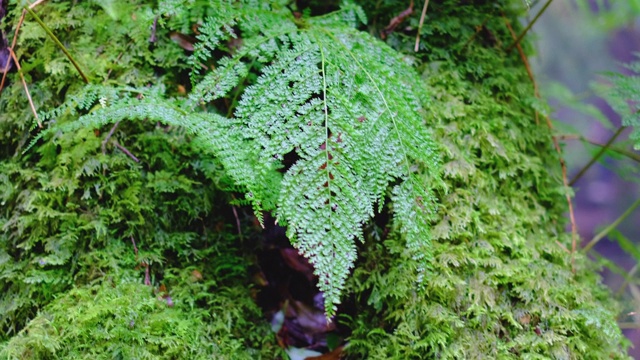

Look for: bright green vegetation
[0,0,633,358]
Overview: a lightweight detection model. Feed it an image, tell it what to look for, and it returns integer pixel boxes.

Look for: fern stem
[320,29,413,182]
[569,126,627,186]
[583,197,640,253]
[24,5,90,84]
[316,34,334,235]
[226,59,257,118]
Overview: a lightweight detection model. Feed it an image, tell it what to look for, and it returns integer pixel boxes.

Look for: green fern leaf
[603,56,640,149]
[220,23,439,313]
[34,3,439,317]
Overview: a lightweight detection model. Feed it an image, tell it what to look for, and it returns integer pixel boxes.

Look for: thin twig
[102,121,121,154]
[381,0,413,40]
[569,126,627,186]
[113,141,140,162]
[503,13,577,268]
[132,236,151,286]
[144,264,151,286]
[24,5,89,83]
[149,16,158,43]
[131,236,139,260]
[555,240,571,254]
[503,15,537,93]
[547,117,578,270]
[618,322,640,330]
[28,0,48,9]
[616,263,638,297]
[0,0,47,94]
[414,0,429,52]
[105,50,126,80]
[502,14,539,124]
[557,132,640,163]
[0,10,26,95]
[231,205,243,241]
[506,0,554,52]
[583,198,640,252]
[9,48,41,127]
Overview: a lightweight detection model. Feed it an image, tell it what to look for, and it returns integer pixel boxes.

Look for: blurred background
[531,0,640,355]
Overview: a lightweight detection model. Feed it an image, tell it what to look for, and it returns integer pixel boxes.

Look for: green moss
[345,1,629,358]
[1,273,280,359]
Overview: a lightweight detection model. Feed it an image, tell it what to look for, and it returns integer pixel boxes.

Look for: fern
[602,54,640,149]
[37,1,439,316]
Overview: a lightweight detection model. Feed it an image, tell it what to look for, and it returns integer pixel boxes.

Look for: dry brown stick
[113,141,140,163]
[503,14,577,270]
[105,50,126,80]
[0,0,48,94]
[132,236,151,286]
[414,0,429,52]
[582,197,640,253]
[102,121,121,154]
[618,322,640,330]
[0,10,26,95]
[555,240,570,254]
[9,48,41,127]
[616,264,638,297]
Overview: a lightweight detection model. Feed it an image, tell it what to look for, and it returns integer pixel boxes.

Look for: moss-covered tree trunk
[346,1,628,358]
[0,0,629,359]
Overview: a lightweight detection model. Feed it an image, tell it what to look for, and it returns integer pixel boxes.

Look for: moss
[345,1,629,358]
[0,0,631,358]
[1,274,281,359]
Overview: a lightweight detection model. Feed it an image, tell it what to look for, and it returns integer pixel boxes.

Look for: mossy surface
[0,0,630,358]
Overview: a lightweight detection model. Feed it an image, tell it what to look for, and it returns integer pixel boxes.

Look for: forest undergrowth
[0,0,637,359]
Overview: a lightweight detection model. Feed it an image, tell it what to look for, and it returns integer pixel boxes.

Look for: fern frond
[188,18,298,105]
[222,23,438,313]
[36,3,439,317]
[603,55,640,149]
